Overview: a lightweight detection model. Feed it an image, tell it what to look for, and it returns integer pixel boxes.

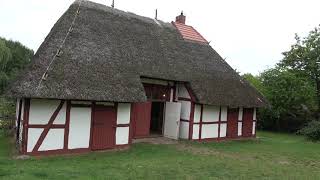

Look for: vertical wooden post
[22,98,30,154]
[64,101,71,150]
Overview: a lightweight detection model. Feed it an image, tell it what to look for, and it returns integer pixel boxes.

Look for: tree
[243,69,316,132]
[0,38,33,94]
[280,25,320,117]
[0,37,33,118]
[242,73,264,93]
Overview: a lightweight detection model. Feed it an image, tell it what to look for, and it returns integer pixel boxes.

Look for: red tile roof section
[173,22,208,44]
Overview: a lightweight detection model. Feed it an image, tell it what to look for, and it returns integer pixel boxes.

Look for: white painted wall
[201,124,219,139]
[253,108,257,120]
[116,127,129,145]
[192,124,199,139]
[68,107,91,149]
[117,103,131,124]
[179,121,189,139]
[170,88,174,102]
[180,101,191,120]
[202,105,219,122]
[220,123,227,137]
[116,103,131,145]
[39,129,64,151]
[252,121,256,135]
[177,83,190,99]
[27,128,43,152]
[238,107,243,120]
[238,107,243,136]
[15,98,20,126]
[193,104,201,123]
[28,99,66,125]
[238,122,242,136]
[220,107,228,122]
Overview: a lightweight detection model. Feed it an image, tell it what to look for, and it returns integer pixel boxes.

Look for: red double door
[131,102,152,138]
[91,105,117,150]
[242,108,254,137]
[227,108,238,138]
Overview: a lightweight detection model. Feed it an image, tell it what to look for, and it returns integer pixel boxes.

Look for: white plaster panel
[220,107,228,122]
[252,121,256,135]
[180,101,191,120]
[253,108,257,120]
[21,99,24,120]
[117,103,131,124]
[116,127,129,145]
[238,107,243,121]
[68,107,91,149]
[177,83,190,98]
[54,102,66,124]
[202,105,219,122]
[193,104,201,123]
[15,98,20,122]
[27,128,43,152]
[19,119,23,142]
[192,124,199,139]
[220,123,227,137]
[201,124,219,139]
[29,99,66,125]
[238,122,242,136]
[39,129,64,151]
[179,121,189,139]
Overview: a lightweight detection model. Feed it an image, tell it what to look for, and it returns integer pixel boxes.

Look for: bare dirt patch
[133,137,178,145]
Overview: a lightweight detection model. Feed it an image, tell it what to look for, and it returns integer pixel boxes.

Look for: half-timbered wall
[193,105,228,140]
[27,99,66,152]
[21,98,131,155]
[116,103,130,145]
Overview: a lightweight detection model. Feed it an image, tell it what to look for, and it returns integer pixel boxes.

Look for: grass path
[0,131,320,179]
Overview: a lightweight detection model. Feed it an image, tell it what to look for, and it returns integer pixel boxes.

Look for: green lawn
[1,131,320,179]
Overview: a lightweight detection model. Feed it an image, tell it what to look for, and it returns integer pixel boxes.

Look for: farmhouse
[8,0,266,155]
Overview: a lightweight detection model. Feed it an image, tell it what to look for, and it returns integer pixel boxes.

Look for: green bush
[298,120,320,141]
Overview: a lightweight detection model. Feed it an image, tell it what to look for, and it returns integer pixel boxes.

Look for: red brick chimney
[175,12,186,24]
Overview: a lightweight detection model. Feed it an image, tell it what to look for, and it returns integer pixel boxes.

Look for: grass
[0,131,320,179]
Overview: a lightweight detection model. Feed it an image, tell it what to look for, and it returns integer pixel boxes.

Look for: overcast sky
[1,0,320,75]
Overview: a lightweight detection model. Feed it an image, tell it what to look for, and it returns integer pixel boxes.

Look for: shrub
[298,120,320,141]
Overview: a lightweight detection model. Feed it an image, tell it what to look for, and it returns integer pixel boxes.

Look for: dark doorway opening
[150,102,165,135]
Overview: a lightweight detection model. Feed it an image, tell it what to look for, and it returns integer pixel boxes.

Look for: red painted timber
[91,105,117,150]
[242,108,254,137]
[227,108,239,138]
[131,102,152,138]
[22,99,30,154]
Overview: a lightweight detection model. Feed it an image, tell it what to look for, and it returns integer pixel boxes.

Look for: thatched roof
[7,0,267,107]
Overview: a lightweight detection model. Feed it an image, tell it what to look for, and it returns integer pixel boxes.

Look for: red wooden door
[131,102,152,138]
[227,108,238,138]
[242,108,254,137]
[92,105,116,150]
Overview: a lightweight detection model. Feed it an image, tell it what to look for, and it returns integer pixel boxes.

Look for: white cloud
[1,0,319,74]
